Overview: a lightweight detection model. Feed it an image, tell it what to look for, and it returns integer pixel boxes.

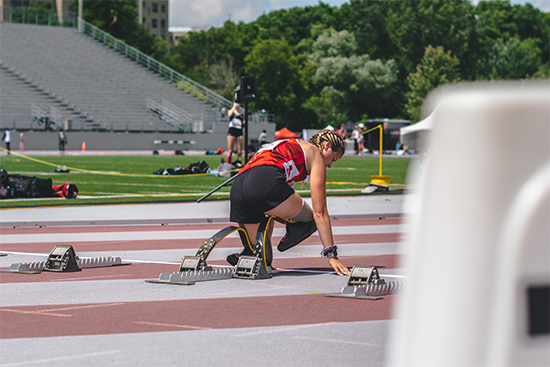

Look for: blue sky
[169,0,550,29]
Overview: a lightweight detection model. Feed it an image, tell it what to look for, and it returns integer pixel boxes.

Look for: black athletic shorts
[227,127,243,137]
[230,165,295,224]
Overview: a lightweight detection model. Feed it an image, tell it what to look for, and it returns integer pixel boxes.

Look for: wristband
[320,245,338,258]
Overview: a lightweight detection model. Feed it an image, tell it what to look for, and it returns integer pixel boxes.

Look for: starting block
[347,264,385,286]
[233,256,271,279]
[179,256,211,272]
[44,244,80,272]
[7,245,124,273]
[327,265,405,299]
[148,218,274,285]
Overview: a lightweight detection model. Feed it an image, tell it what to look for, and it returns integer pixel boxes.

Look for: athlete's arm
[305,143,350,276]
[228,103,240,117]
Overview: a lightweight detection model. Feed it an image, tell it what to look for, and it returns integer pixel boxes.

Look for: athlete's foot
[226,247,254,266]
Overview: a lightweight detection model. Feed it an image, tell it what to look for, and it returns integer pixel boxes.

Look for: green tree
[477,37,543,80]
[406,45,460,122]
[254,4,343,47]
[244,39,304,129]
[209,57,239,100]
[341,0,394,61]
[302,86,347,127]
[384,0,477,78]
[474,1,549,79]
[309,30,398,122]
[168,20,248,86]
[77,0,167,59]
[11,2,62,26]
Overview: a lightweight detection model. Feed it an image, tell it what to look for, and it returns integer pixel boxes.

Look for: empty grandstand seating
[0,22,228,132]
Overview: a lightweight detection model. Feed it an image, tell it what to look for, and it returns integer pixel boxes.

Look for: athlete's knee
[287,199,313,222]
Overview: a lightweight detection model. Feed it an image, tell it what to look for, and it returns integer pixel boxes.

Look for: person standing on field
[3,129,11,155]
[226,102,244,164]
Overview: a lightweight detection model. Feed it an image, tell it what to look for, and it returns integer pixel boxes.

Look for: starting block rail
[147,256,271,285]
[341,280,406,297]
[157,267,234,283]
[8,256,123,273]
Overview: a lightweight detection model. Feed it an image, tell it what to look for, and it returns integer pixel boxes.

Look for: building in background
[137,0,170,44]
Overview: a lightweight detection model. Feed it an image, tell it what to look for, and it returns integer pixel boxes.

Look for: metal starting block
[326,265,405,299]
[44,245,80,272]
[147,221,273,285]
[148,255,271,285]
[8,245,123,273]
[347,265,385,286]
[233,255,271,279]
[179,256,211,272]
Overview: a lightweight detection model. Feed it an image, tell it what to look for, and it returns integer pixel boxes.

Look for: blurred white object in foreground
[390,81,549,367]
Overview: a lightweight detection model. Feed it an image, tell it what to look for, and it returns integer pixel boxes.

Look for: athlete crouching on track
[229,129,351,276]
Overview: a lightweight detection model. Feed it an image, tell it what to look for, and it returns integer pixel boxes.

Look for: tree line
[80,0,549,130]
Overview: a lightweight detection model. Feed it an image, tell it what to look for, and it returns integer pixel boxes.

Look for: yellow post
[370,124,390,186]
[379,125,383,176]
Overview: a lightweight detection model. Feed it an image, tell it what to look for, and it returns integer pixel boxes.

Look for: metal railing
[79,18,233,111]
[146,98,194,132]
[4,7,76,27]
[31,104,63,130]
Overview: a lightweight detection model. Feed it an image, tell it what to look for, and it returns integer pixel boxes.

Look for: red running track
[0,217,404,340]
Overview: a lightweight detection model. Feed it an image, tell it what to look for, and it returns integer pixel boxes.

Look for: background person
[258,129,268,146]
[336,123,347,139]
[351,124,360,155]
[3,129,11,155]
[58,130,67,152]
[19,131,24,151]
[229,129,350,276]
[226,102,244,163]
[357,123,365,155]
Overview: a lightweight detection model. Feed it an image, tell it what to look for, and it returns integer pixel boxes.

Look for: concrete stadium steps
[0,22,222,131]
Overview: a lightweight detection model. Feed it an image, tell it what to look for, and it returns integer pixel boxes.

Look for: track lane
[0,294,398,339]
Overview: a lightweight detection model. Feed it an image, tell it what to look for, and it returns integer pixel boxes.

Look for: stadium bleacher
[0,22,225,133]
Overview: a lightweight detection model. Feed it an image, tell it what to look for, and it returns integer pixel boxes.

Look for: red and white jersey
[239,139,309,187]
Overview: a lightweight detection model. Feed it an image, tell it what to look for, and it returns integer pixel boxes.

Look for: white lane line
[0,302,124,317]
[135,321,212,330]
[0,251,49,256]
[293,336,378,346]
[0,225,405,244]
[235,322,337,337]
[0,350,121,367]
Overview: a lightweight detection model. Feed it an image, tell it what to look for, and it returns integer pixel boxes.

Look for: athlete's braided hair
[308,129,346,156]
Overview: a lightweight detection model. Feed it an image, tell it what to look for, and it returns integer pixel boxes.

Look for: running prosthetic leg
[234,216,273,279]
[226,227,254,266]
[276,218,317,252]
[226,246,254,266]
[252,216,274,268]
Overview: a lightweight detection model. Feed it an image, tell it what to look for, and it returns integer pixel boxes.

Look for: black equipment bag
[0,169,53,198]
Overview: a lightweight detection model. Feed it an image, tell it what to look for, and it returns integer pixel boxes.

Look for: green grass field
[0,152,411,208]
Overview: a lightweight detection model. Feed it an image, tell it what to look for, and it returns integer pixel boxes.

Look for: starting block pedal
[179,256,211,272]
[347,265,385,286]
[44,245,80,272]
[233,255,271,279]
[7,245,124,273]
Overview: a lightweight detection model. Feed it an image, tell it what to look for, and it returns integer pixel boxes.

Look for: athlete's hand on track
[328,257,350,276]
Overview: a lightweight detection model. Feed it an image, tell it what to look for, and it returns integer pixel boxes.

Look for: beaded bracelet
[320,245,338,258]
